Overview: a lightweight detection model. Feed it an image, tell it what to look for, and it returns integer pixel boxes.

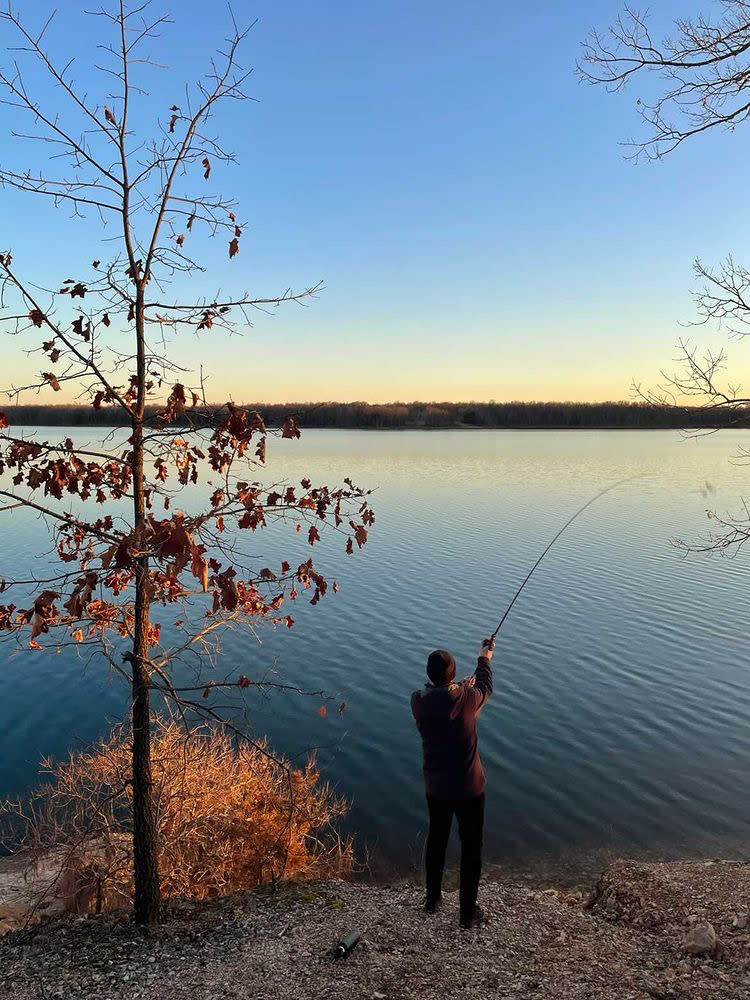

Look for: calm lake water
[2,427,750,878]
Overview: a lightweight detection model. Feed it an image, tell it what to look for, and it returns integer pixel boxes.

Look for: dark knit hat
[426,649,456,686]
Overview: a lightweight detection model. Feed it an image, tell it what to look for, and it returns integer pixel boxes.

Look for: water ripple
[3,428,750,872]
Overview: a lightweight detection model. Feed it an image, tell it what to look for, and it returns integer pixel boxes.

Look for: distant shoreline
[1,401,746,432]
[0,426,741,434]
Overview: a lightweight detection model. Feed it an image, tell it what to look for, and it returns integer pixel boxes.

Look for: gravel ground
[2,860,750,999]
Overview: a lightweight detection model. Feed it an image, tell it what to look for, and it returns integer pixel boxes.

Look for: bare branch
[580,3,750,159]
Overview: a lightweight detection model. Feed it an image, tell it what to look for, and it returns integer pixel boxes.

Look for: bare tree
[581,1,750,555]
[579,2,750,161]
[0,2,374,925]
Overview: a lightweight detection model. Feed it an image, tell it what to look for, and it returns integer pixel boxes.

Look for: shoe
[424,894,442,914]
[460,905,485,929]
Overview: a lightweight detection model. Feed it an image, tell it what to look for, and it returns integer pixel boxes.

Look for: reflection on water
[2,427,750,875]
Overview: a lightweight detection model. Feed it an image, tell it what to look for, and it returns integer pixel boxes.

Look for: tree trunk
[131,553,159,924]
[130,288,160,925]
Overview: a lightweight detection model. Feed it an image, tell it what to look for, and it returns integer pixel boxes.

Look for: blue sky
[2,1,749,402]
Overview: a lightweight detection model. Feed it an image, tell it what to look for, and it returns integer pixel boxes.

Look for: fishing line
[490,476,637,639]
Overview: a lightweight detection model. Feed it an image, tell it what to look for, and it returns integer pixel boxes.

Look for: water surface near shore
[2,428,750,874]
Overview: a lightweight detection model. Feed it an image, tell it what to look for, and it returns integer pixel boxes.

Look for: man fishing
[411,636,495,928]
[408,481,629,928]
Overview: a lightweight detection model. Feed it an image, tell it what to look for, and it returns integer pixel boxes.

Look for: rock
[683,921,717,956]
[732,912,748,929]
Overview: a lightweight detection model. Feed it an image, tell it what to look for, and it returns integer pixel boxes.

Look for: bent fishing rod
[489,476,636,640]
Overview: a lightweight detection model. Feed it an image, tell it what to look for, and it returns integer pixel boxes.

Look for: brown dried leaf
[281,416,301,440]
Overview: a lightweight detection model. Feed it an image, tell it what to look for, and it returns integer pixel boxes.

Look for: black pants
[425,793,484,923]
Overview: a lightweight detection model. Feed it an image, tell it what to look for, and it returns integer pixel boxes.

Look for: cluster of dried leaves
[0,0,375,665]
[0,400,374,652]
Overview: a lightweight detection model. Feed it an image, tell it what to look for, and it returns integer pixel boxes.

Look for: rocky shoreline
[2,859,750,999]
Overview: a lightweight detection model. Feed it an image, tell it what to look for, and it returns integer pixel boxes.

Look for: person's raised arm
[472,636,494,707]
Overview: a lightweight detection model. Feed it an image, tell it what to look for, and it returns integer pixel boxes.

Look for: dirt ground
[2,859,750,999]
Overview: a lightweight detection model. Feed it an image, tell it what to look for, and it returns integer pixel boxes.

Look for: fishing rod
[490,476,636,640]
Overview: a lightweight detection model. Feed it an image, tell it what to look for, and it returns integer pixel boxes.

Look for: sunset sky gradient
[2,0,749,403]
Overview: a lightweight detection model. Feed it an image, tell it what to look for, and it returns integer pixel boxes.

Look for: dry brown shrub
[1,719,351,914]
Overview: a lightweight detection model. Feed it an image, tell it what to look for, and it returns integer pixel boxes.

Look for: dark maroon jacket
[411,656,493,800]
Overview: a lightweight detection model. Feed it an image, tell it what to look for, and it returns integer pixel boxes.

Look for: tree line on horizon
[3,399,748,430]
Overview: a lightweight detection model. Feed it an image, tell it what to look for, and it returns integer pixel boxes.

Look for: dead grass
[1,719,351,914]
